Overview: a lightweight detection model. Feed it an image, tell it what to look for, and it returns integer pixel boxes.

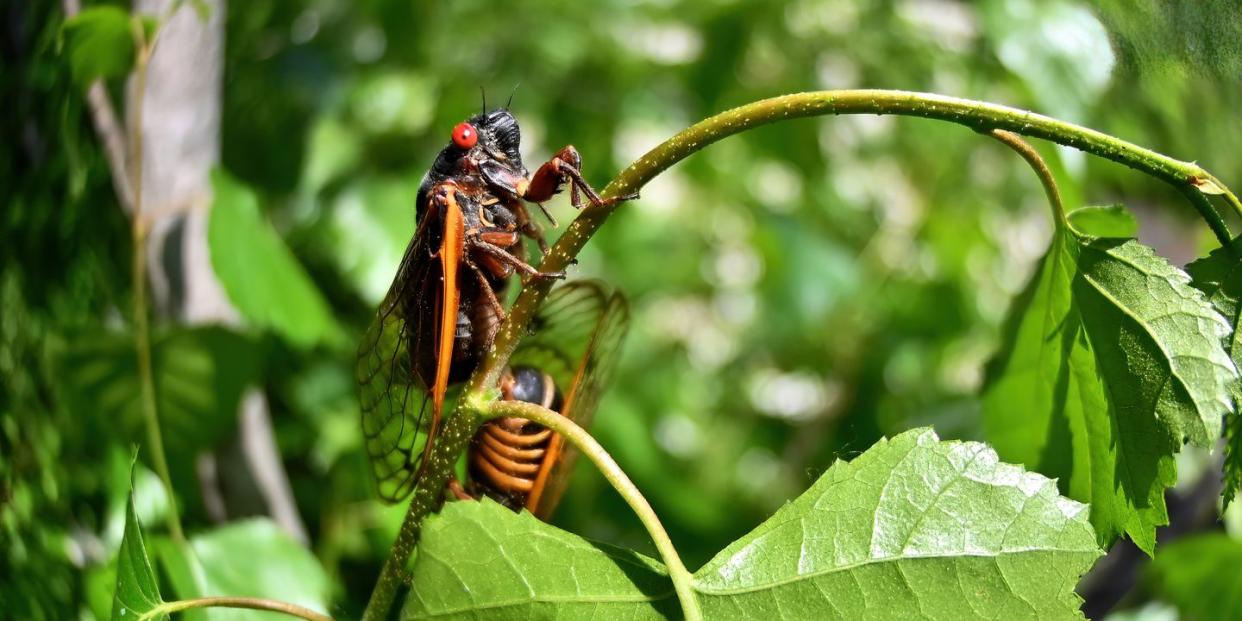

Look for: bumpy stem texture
[363,89,1242,620]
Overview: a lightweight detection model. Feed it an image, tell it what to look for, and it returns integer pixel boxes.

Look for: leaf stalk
[144,596,332,621]
[478,397,702,621]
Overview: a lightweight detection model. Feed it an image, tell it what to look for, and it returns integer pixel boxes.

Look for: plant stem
[988,129,1067,227]
[144,596,332,621]
[364,89,1242,619]
[129,23,183,543]
[476,90,1240,400]
[361,409,477,621]
[479,397,702,621]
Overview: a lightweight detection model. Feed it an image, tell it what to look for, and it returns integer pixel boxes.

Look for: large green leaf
[1186,237,1242,505]
[111,462,165,621]
[694,428,1101,620]
[61,7,136,85]
[404,429,1099,620]
[403,498,676,620]
[54,326,261,456]
[1147,533,1242,621]
[156,519,331,621]
[984,224,1235,554]
[208,169,342,348]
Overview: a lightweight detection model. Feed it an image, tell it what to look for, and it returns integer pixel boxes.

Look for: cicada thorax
[468,366,565,513]
[411,182,526,389]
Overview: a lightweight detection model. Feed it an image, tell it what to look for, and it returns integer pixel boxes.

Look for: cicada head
[472,108,523,165]
[421,108,528,210]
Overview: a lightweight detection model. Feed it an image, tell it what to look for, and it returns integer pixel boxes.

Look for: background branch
[61,0,134,214]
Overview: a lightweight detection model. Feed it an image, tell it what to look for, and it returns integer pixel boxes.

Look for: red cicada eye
[451,122,478,149]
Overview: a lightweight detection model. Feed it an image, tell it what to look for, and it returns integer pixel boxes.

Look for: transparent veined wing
[508,280,630,518]
[355,223,441,504]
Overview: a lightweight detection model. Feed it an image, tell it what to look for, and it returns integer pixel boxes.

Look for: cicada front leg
[524,145,639,210]
[468,234,566,285]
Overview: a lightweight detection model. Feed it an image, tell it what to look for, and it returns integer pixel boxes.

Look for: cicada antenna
[479,86,487,114]
[506,82,521,109]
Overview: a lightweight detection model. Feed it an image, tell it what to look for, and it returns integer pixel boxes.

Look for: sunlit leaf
[111,459,165,621]
[1186,236,1242,504]
[695,428,1101,620]
[983,225,1236,554]
[325,175,418,304]
[1147,533,1242,621]
[300,116,362,195]
[404,429,1100,620]
[157,519,331,621]
[403,498,675,620]
[209,169,343,348]
[62,6,136,85]
[1067,204,1137,239]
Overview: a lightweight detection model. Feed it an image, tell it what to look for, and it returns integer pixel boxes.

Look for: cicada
[465,281,629,518]
[356,108,632,503]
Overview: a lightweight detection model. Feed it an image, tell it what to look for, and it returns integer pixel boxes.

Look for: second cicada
[464,281,629,519]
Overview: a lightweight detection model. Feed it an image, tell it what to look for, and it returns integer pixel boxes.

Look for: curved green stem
[143,596,331,621]
[988,129,1068,227]
[478,397,702,621]
[475,89,1238,399]
[129,23,183,543]
[364,89,1242,620]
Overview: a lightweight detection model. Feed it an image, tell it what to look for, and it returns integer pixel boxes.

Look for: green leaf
[694,428,1101,620]
[403,498,676,620]
[62,7,136,84]
[404,430,1099,620]
[325,175,418,303]
[209,169,343,348]
[1067,204,1138,239]
[300,116,363,195]
[983,226,1236,554]
[156,519,331,621]
[189,0,212,21]
[54,326,261,456]
[112,460,165,621]
[1186,237,1242,505]
[1148,533,1242,621]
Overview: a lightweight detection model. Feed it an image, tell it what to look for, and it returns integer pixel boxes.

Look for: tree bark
[131,0,307,543]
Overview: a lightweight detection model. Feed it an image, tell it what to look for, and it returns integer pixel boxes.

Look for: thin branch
[364,89,1242,620]
[62,0,134,214]
[145,596,332,621]
[988,129,1068,227]
[479,396,702,621]
[478,90,1241,403]
[128,19,184,543]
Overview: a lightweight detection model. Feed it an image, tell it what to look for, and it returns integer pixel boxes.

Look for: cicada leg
[446,479,474,501]
[524,145,640,209]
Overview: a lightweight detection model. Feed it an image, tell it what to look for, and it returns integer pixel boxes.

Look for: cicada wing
[509,281,624,391]
[509,281,630,519]
[356,230,441,504]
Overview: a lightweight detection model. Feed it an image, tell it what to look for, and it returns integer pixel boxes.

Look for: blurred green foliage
[5,0,1242,618]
